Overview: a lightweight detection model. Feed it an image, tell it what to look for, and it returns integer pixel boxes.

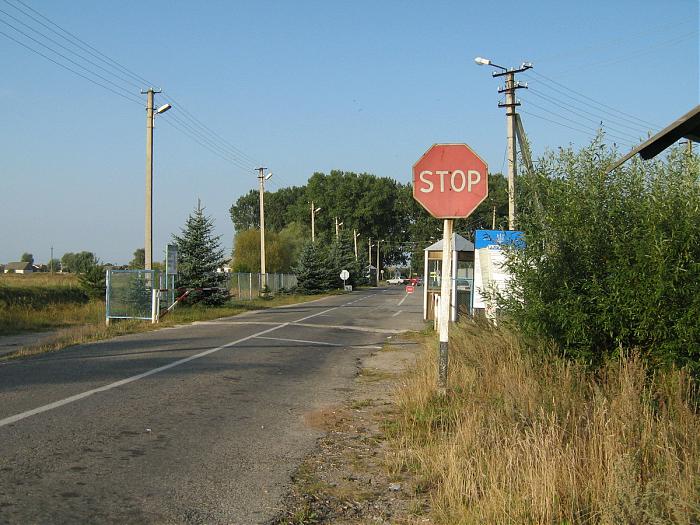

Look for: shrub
[496,141,700,373]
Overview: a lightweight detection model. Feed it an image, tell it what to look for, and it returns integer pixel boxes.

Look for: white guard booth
[423,233,474,322]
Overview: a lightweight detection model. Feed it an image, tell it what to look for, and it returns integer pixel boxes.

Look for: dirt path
[272,334,434,524]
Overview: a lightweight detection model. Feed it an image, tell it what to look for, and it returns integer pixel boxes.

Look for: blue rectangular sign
[474,230,524,249]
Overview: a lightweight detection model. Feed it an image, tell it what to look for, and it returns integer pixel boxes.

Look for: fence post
[105,268,111,326]
[151,289,159,324]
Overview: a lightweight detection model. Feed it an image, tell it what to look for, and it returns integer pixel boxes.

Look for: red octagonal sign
[412,143,488,218]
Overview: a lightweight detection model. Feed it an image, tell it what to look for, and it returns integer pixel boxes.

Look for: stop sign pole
[412,144,488,394]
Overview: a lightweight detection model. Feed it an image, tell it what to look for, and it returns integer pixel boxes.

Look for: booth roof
[424,233,474,252]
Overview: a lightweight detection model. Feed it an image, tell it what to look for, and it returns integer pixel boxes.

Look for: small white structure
[423,233,474,322]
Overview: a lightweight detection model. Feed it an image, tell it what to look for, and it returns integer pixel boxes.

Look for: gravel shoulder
[272,333,434,524]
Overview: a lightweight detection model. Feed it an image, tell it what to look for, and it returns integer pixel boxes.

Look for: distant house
[4,262,34,274]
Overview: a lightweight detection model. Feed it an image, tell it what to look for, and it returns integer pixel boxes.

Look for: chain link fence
[106,269,157,321]
[225,272,297,300]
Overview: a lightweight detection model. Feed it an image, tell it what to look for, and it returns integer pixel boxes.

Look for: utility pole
[50,245,54,274]
[475,57,532,230]
[334,217,343,238]
[257,167,271,290]
[143,88,158,270]
[311,202,321,242]
[492,205,496,229]
[368,237,372,281]
[353,229,359,260]
[140,88,171,270]
[376,239,381,287]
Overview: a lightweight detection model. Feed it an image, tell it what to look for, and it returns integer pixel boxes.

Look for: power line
[520,96,639,145]
[0,16,139,101]
[527,70,661,129]
[1,0,262,173]
[3,0,152,87]
[0,5,141,91]
[527,87,651,136]
[0,28,142,105]
[520,110,634,148]
[553,30,698,77]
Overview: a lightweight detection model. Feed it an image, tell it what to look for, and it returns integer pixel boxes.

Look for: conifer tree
[325,233,357,288]
[294,242,326,294]
[172,203,227,305]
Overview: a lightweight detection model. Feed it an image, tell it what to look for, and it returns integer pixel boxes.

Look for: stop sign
[412,143,488,218]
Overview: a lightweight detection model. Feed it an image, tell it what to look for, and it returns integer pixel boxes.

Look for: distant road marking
[292,322,404,334]
[392,310,403,317]
[397,294,409,306]
[255,336,341,347]
[292,293,374,323]
[0,323,289,429]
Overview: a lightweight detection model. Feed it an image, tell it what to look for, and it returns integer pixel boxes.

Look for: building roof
[607,104,700,172]
[5,261,33,271]
[425,233,474,252]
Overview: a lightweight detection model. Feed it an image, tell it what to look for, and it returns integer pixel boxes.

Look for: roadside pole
[437,219,453,394]
[412,143,488,395]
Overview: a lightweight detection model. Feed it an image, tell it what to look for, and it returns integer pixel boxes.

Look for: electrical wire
[520,110,634,148]
[519,96,638,146]
[526,70,662,129]
[0,28,142,105]
[1,0,262,173]
[527,87,651,136]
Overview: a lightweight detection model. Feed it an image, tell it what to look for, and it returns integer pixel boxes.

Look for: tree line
[229,170,510,276]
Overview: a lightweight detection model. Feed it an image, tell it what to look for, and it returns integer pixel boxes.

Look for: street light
[142,88,172,270]
[311,202,321,242]
[257,167,272,290]
[474,56,532,230]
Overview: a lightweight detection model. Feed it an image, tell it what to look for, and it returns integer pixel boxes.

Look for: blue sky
[1,0,697,264]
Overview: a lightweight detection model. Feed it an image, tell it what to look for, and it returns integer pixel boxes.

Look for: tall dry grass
[391,321,699,524]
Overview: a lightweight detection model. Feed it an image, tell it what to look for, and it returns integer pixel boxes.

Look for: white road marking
[392,310,403,317]
[397,293,409,306]
[292,322,405,334]
[255,336,341,347]
[293,306,340,323]
[0,323,289,429]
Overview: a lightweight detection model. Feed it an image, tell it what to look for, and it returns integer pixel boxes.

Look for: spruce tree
[294,242,326,294]
[325,233,357,288]
[172,203,227,305]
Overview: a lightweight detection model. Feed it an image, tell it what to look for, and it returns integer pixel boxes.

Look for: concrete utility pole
[376,239,381,287]
[311,202,321,242]
[257,167,272,289]
[368,238,372,280]
[141,88,171,270]
[144,88,157,270]
[353,229,359,260]
[475,57,532,230]
[334,217,343,238]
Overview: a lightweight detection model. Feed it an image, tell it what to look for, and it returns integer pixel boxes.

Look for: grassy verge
[389,321,699,524]
[0,293,334,361]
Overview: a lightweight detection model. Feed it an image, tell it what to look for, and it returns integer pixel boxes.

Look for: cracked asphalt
[0,287,422,524]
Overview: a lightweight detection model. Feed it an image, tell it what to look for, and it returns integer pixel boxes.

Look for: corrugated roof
[607,104,700,172]
[425,233,474,252]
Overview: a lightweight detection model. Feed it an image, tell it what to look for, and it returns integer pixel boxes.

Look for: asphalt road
[0,287,423,524]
